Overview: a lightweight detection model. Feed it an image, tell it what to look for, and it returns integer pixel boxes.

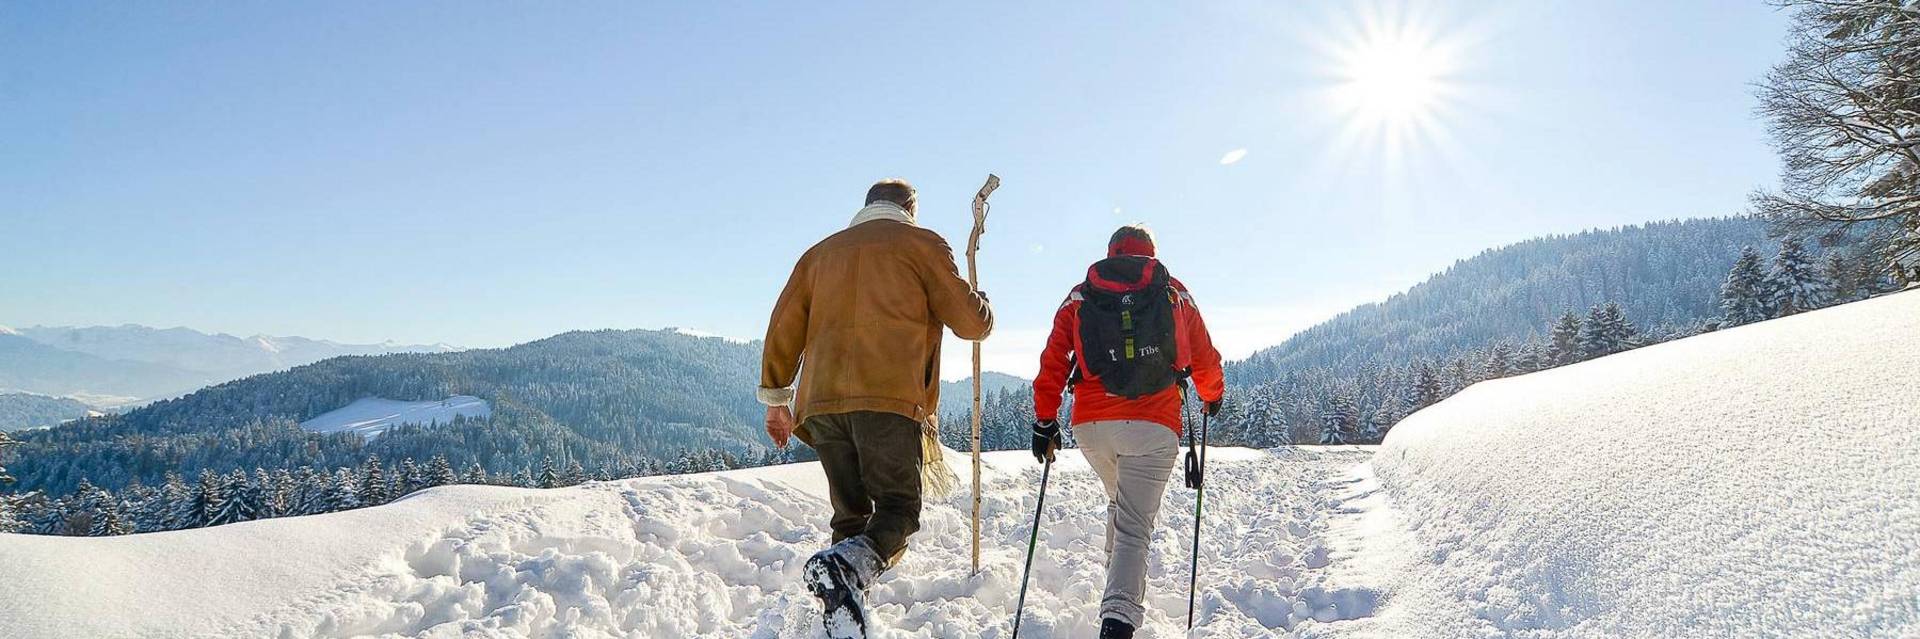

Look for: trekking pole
[968,173,999,574]
[1010,455,1052,639]
[1186,403,1211,630]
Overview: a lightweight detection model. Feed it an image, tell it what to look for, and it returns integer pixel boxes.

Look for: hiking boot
[1099,617,1136,639]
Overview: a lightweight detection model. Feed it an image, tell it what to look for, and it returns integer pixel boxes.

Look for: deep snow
[300,396,491,438]
[1326,290,1920,638]
[0,446,1376,638]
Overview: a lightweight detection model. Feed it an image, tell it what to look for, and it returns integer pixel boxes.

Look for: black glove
[1203,399,1223,417]
[1184,448,1204,489]
[1031,419,1063,463]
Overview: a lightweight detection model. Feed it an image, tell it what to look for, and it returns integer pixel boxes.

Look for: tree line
[1,448,783,536]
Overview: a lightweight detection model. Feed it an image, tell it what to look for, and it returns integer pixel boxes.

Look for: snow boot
[806,536,883,639]
[1099,617,1136,639]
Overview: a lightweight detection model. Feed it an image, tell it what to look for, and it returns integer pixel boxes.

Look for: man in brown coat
[759,178,993,634]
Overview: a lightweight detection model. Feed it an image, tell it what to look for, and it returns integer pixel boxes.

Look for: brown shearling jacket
[760,212,993,441]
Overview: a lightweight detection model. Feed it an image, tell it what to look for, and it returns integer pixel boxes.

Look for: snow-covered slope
[299,396,490,438]
[1333,290,1920,638]
[0,446,1378,638]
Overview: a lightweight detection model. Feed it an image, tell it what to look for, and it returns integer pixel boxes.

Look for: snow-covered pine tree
[537,458,559,489]
[1579,305,1612,360]
[1825,252,1861,303]
[1601,302,1637,352]
[360,457,389,505]
[255,468,283,518]
[1548,311,1583,365]
[512,468,535,488]
[1445,358,1473,395]
[397,458,424,497]
[1721,247,1772,326]
[428,455,456,487]
[322,468,361,512]
[1367,393,1400,443]
[139,472,189,531]
[462,463,488,485]
[1485,343,1514,379]
[1514,339,1543,374]
[563,459,588,486]
[178,470,222,530]
[286,466,320,516]
[88,493,133,536]
[1319,391,1360,445]
[1769,237,1829,315]
[206,470,262,526]
[1412,362,1443,410]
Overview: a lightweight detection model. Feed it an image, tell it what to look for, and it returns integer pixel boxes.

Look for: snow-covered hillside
[300,396,491,438]
[1330,290,1920,638]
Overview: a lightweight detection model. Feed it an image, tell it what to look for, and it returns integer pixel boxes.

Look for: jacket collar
[849,201,916,228]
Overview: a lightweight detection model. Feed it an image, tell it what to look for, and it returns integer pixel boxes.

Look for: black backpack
[1076,256,1181,398]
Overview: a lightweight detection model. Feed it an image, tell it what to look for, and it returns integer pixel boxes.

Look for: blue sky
[1,1,1788,379]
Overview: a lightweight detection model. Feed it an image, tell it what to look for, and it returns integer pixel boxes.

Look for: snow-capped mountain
[12,324,458,381]
[0,325,459,406]
[1,291,1911,638]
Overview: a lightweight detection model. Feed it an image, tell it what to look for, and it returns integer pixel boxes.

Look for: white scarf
[849,201,915,228]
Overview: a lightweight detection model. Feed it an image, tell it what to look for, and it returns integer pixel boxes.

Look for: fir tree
[1721,246,1772,326]
[1318,391,1360,445]
[1412,363,1443,410]
[255,468,283,518]
[428,455,457,487]
[397,458,424,497]
[462,463,488,485]
[148,472,190,531]
[206,471,262,526]
[321,468,362,512]
[1548,311,1584,365]
[1485,343,1514,379]
[1579,305,1612,359]
[1601,302,1637,352]
[1445,358,1473,394]
[286,467,321,516]
[1769,237,1829,315]
[360,457,389,505]
[1367,395,1400,443]
[537,458,560,489]
[88,494,133,536]
[1825,252,1861,303]
[563,459,588,486]
[178,470,222,530]
[1513,340,1543,373]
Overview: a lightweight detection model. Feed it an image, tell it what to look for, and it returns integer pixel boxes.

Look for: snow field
[1339,290,1920,638]
[300,396,491,438]
[199,446,1377,638]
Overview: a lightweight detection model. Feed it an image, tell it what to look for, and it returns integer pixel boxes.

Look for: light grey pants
[1073,419,1180,628]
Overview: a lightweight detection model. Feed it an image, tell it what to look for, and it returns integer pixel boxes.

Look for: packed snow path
[0,447,1378,638]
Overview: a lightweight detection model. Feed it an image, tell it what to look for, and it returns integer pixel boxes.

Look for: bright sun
[1323,5,1463,146]
[1341,33,1445,125]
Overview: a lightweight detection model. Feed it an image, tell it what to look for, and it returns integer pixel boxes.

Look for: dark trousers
[804,410,924,566]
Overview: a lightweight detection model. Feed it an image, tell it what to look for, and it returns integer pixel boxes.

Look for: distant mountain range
[0,324,458,407]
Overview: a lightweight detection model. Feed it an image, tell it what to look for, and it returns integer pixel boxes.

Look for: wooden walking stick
[968,173,1000,574]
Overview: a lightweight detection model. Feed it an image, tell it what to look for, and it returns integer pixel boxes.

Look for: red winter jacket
[1032,261,1225,436]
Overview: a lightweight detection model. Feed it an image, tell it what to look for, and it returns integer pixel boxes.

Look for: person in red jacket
[1031,224,1225,639]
